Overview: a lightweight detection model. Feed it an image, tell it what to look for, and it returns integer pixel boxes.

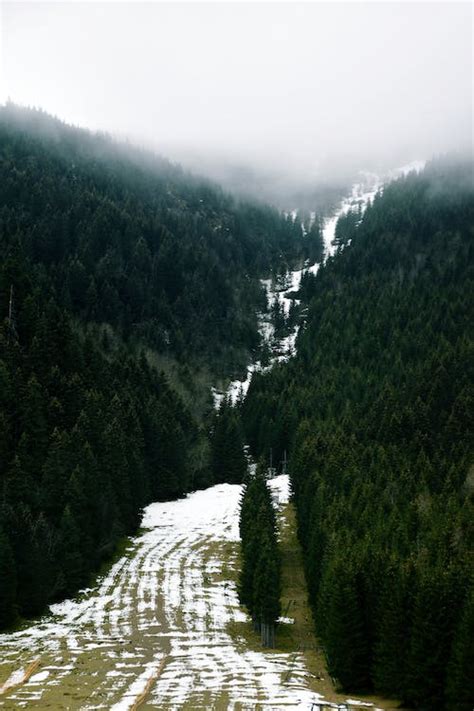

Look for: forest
[242,158,474,710]
[0,103,472,710]
[0,105,318,629]
[0,104,322,376]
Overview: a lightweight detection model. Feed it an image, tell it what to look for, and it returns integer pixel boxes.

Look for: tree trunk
[260,621,275,648]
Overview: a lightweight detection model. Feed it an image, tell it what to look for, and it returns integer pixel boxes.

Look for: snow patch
[0,667,26,694]
[268,474,291,505]
[0,476,334,709]
[27,671,49,684]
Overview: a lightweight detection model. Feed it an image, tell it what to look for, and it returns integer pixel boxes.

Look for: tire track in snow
[0,477,318,709]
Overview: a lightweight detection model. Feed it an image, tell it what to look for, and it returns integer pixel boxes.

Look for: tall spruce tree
[210,398,247,485]
[239,462,281,647]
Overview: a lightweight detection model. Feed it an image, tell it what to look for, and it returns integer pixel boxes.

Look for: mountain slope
[0,104,320,375]
[242,158,474,709]
[0,104,322,628]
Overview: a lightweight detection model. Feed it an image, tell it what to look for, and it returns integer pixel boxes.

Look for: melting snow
[27,671,49,683]
[0,668,26,694]
[220,161,425,405]
[0,476,322,709]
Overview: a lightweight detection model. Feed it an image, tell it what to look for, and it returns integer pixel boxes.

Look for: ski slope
[0,476,325,710]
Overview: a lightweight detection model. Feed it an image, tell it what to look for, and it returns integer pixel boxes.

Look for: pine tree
[57,506,84,596]
[319,557,370,691]
[445,587,474,711]
[239,463,281,647]
[211,399,247,485]
[0,528,17,628]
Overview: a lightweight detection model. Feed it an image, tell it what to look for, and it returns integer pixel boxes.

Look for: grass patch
[229,502,407,710]
[277,503,408,710]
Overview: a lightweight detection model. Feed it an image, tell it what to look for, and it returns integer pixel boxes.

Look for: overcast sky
[1,1,472,180]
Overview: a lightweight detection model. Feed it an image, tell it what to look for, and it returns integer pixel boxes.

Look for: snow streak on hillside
[216,160,425,406]
[317,161,425,262]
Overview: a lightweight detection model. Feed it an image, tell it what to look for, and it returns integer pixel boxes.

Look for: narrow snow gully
[214,160,425,407]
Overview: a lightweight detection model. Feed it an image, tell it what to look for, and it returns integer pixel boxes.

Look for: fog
[1,1,472,201]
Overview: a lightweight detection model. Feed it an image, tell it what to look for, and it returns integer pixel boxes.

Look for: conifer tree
[0,528,17,628]
[445,587,474,711]
[210,398,247,485]
[239,462,281,647]
[58,506,85,596]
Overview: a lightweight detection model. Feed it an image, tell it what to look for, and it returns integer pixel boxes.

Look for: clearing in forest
[0,476,390,710]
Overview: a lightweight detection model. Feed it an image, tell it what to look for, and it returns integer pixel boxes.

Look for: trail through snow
[0,477,322,710]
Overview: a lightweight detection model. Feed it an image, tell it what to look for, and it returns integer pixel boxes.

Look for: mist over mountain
[2,2,471,200]
[162,148,351,211]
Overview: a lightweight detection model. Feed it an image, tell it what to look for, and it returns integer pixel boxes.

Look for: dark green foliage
[239,463,281,646]
[307,215,325,263]
[210,398,247,484]
[242,158,474,706]
[319,557,370,691]
[0,527,17,628]
[445,586,474,711]
[0,297,195,622]
[332,206,360,251]
[57,506,85,596]
[0,103,320,376]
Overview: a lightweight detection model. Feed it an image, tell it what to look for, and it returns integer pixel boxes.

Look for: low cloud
[2,2,472,195]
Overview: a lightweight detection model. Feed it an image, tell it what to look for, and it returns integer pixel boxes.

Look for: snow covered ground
[0,476,326,710]
[0,475,382,710]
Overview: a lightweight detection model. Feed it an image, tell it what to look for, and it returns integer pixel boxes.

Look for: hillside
[0,104,322,376]
[0,105,322,628]
[1,103,472,708]
[242,159,474,710]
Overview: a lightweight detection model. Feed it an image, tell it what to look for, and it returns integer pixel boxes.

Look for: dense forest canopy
[0,104,322,376]
[242,158,474,710]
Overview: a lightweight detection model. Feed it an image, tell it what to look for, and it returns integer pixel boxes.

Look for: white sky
[1,1,472,177]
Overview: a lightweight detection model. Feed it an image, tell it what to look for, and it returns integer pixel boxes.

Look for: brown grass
[130,656,168,710]
[0,659,41,696]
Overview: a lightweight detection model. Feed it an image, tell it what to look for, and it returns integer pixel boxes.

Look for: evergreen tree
[239,463,281,647]
[58,506,85,596]
[210,399,247,484]
[445,586,474,711]
[0,528,17,628]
